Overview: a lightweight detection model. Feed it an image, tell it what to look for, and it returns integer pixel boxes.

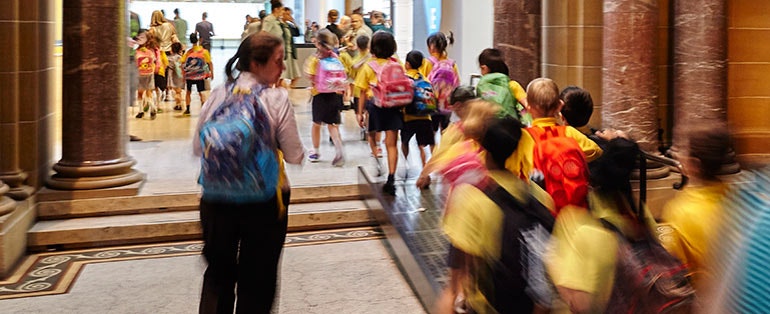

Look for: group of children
[133,30,213,118]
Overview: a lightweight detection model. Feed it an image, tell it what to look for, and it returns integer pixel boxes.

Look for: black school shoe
[382,181,396,196]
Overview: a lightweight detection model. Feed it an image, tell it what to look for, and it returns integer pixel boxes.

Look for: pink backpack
[315,54,348,93]
[136,48,157,76]
[368,58,414,108]
[428,57,460,112]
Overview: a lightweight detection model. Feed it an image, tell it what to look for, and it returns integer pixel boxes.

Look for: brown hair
[225,33,283,82]
[688,126,731,180]
[527,78,561,116]
[460,99,501,140]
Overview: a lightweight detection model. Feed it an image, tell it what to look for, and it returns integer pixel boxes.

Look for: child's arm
[566,127,603,162]
[354,63,372,127]
[204,50,213,80]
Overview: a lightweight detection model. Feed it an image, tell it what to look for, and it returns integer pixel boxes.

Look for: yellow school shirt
[660,182,726,290]
[509,80,527,103]
[349,52,371,99]
[421,124,469,176]
[418,54,460,79]
[354,57,405,99]
[506,117,603,180]
[443,170,554,314]
[303,55,325,96]
[403,69,431,122]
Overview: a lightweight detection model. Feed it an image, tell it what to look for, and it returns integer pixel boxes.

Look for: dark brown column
[672,0,739,174]
[494,0,541,85]
[603,0,668,178]
[0,0,33,200]
[48,0,143,190]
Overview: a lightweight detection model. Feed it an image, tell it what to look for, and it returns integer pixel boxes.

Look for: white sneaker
[308,152,320,162]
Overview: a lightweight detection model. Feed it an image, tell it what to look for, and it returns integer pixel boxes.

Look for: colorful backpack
[427,57,460,113]
[368,59,414,108]
[184,48,209,80]
[315,55,348,93]
[404,74,437,116]
[477,73,520,121]
[135,48,156,76]
[526,125,589,213]
[198,84,279,204]
[601,218,695,314]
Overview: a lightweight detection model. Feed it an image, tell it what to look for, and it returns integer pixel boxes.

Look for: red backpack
[368,58,414,108]
[526,126,589,213]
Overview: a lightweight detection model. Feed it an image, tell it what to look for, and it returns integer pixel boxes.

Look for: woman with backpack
[193,33,304,314]
[304,29,346,166]
[355,31,411,195]
[421,32,460,134]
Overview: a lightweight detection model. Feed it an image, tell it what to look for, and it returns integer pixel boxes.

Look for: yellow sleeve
[354,62,376,96]
[547,206,618,298]
[509,80,527,103]
[158,51,168,76]
[442,184,503,260]
[304,56,319,77]
[418,58,431,78]
[181,51,189,63]
[504,128,534,180]
[423,125,468,173]
[203,50,212,63]
[565,126,603,162]
[339,53,353,75]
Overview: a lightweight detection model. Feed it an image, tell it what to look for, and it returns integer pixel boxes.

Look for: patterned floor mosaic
[0,227,383,300]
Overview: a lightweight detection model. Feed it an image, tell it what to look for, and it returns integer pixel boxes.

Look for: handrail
[638,150,688,213]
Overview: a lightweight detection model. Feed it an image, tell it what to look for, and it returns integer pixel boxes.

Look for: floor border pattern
[0,226,383,300]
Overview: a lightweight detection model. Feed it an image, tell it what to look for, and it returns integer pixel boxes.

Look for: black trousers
[198,192,290,314]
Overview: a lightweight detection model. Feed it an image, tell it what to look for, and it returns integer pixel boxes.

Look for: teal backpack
[477,73,522,121]
[198,83,279,204]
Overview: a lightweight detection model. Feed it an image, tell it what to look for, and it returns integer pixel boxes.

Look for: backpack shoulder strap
[368,60,382,74]
[482,183,556,230]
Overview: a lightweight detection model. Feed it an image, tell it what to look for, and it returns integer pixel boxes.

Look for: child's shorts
[138,75,154,91]
[154,74,167,91]
[431,112,451,132]
[312,93,342,125]
[186,80,206,92]
[366,101,403,132]
[401,119,435,146]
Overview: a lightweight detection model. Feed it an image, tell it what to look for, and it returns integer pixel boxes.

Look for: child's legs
[327,124,343,155]
[367,131,379,157]
[173,87,182,104]
[418,145,427,166]
[185,81,193,106]
[311,123,322,150]
[384,130,399,175]
[198,91,207,105]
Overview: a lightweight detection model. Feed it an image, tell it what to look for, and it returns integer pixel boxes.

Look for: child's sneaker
[135,112,144,119]
[332,155,345,167]
[174,105,183,111]
[156,108,164,113]
[382,181,396,195]
[150,110,157,120]
[183,109,191,116]
[308,152,320,163]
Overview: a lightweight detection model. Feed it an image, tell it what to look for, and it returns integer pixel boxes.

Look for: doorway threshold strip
[0,227,383,300]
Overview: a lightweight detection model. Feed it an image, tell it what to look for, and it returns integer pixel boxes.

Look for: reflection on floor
[0,227,425,314]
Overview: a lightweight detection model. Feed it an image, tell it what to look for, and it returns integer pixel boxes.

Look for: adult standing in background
[281,7,301,87]
[369,11,392,33]
[242,15,261,41]
[196,12,215,51]
[338,15,352,49]
[349,13,373,42]
[325,9,345,40]
[173,8,188,47]
[150,10,179,53]
[304,21,319,43]
[261,1,284,39]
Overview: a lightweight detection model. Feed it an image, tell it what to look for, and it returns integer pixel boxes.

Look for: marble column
[672,0,739,174]
[602,0,668,178]
[494,0,541,84]
[0,0,33,200]
[48,0,143,190]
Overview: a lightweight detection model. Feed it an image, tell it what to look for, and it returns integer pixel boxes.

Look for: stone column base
[0,199,35,279]
[47,158,144,191]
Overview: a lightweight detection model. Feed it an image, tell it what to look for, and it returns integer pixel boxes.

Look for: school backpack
[198,83,279,204]
[526,125,589,212]
[315,55,348,93]
[135,48,156,76]
[368,58,414,108]
[477,73,520,121]
[479,181,556,313]
[601,219,695,313]
[427,57,460,113]
[404,74,438,116]
[184,48,209,80]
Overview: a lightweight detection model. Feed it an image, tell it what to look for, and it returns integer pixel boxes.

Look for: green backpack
[477,73,531,125]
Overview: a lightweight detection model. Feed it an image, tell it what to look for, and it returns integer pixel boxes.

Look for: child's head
[315,29,338,53]
[560,86,594,127]
[171,42,183,55]
[478,48,509,76]
[355,35,370,51]
[426,32,454,56]
[405,50,423,70]
[460,99,500,140]
[526,78,562,118]
[685,126,731,181]
[449,85,477,117]
[136,29,157,49]
[481,117,523,169]
[370,31,397,59]
[190,33,199,45]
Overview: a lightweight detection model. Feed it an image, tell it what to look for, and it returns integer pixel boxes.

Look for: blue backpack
[404,74,437,116]
[198,84,279,204]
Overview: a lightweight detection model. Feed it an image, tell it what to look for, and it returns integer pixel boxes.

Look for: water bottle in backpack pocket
[315,55,348,93]
[368,59,414,108]
[404,74,438,116]
[427,57,460,113]
[198,84,279,204]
